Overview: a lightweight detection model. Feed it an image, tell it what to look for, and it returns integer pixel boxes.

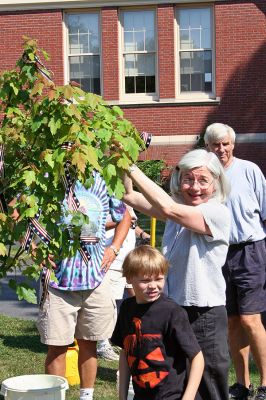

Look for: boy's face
[128,273,165,304]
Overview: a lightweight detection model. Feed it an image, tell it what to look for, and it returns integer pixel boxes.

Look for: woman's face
[180,166,215,206]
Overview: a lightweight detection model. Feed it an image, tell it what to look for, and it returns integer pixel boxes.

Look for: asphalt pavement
[0,272,39,320]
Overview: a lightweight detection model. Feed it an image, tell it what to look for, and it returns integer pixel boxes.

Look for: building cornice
[0,0,226,12]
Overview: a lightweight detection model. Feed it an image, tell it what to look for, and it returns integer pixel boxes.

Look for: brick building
[0,0,265,172]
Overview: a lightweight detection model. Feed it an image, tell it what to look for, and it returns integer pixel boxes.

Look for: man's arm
[101,207,131,271]
[119,349,131,400]
[182,351,204,400]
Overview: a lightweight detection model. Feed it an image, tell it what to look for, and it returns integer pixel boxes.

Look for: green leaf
[117,156,130,170]
[63,85,74,99]
[23,170,36,186]
[44,152,54,168]
[85,146,101,171]
[25,205,38,218]
[112,105,123,117]
[113,178,125,199]
[10,82,18,95]
[8,279,37,304]
[0,242,7,256]
[106,164,116,180]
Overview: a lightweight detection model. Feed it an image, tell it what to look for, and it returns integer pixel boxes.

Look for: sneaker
[97,345,119,361]
[255,386,266,400]
[229,383,252,399]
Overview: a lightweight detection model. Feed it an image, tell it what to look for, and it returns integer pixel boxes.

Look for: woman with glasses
[122,148,231,400]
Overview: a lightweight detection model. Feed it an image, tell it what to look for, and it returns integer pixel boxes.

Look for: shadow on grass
[0,333,46,353]
[97,365,117,383]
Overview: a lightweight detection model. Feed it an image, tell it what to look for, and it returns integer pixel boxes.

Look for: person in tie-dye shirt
[37,171,131,400]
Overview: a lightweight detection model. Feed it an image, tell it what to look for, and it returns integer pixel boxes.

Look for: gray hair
[204,123,236,145]
[170,148,230,203]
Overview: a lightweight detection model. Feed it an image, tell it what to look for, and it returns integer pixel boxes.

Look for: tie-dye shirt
[49,172,126,290]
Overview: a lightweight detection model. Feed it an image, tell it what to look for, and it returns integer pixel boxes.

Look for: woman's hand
[100,247,116,272]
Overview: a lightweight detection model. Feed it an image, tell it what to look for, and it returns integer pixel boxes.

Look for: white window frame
[175,5,215,101]
[64,10,102,95]
[119,7,158,103]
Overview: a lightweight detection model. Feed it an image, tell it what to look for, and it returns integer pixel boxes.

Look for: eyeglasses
[181,178,213,189]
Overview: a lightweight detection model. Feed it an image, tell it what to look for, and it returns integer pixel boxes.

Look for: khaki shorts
[37,275,116,346]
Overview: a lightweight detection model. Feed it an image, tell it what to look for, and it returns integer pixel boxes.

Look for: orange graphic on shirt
[123,317,169,389]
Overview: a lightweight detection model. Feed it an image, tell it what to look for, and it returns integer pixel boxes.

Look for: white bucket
[0,374,69,400]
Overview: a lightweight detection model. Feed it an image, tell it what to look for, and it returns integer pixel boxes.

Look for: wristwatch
[110,245,120,256]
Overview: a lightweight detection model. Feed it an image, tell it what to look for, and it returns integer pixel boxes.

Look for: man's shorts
[37,275,116,346]
[105,269,126,301]
[222,238,266,316]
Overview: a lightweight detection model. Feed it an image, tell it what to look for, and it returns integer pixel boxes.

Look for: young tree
[0,37,144,302]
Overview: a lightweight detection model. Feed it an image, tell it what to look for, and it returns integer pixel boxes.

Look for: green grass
[0,314,118,400]
[0,314,260,400]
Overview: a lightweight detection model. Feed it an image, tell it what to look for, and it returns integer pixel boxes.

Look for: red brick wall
[213,0,266,132]
[0,10,64,84]
[101,7,120,100]
[157,4,175,99]
[0,2,265,173]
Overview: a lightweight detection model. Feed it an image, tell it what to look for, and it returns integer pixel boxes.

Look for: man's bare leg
[45,345,68,376]
[240,313,266,386]
[77,339,98,388]
[228,316,250,387]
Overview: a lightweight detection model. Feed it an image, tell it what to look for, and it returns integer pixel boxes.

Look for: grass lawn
[0,314,260,400]
[0,314,117,400]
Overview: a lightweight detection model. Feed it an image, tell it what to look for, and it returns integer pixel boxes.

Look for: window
[66,12,100,94]
[177,7,213,94]
[121,10,156,96]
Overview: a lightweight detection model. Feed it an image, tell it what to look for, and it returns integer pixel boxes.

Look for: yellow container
[65,341,80,386]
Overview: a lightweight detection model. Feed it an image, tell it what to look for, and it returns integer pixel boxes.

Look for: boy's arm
[181,351,204,400]
[119,349,131,400]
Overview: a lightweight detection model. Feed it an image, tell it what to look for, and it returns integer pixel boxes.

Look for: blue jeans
[183,305,229,400]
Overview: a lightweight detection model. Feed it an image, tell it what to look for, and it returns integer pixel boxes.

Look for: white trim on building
[150,133,266,146]
[0,0,227,12]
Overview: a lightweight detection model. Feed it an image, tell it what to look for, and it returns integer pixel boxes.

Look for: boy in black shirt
[111,245,204,400]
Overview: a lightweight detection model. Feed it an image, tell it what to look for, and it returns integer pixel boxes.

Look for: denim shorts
[222,238,266,315]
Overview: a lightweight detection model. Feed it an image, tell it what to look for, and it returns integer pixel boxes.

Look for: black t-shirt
[111,294,201,400]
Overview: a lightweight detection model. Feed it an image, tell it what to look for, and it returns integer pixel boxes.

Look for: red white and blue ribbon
[140,131,152,150]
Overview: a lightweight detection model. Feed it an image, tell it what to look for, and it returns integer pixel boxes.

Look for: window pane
[204,50,212,73]
[123,10,155,53]
[201,8,211,29]
[146,76,155,92]
[146,54,155,75]
[125,54,136,76]
[135,30,145,51]
[124,32,135,52]
[179,10,190,29]
[179,8,211,50]
[69,35,80,54]
[180,29,190,50]
[189,9,201,29]
[68,13,99,54]
[69,55,100,94]
[125,54,155,78]
[125,76,135,93]
[146,29,155,51]
[123,10,156,95]
[67,13,100,94]
[178,7,212,93]
[191,73,203,91]
[136,76,145,93]
[180,50,212,92]
[202,28,211,48]
[191,29,201,49]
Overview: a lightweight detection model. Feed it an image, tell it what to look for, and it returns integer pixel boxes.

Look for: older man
[204,123,266,400]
